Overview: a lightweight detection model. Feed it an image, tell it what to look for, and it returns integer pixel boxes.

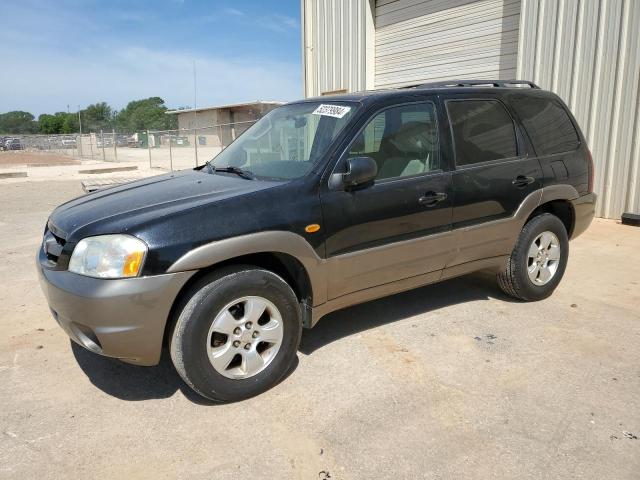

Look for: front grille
[43,229,66,266]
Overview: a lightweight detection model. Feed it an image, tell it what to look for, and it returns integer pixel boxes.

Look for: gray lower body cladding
[37,259,194,366]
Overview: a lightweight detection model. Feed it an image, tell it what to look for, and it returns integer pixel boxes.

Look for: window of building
[446,100,518,166]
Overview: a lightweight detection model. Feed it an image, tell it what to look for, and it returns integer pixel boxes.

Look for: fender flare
[167,231,329,305]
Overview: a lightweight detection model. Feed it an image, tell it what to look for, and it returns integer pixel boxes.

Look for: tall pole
[193,60,199,167]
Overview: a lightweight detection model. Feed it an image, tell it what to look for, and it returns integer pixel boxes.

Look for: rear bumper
[37,255,194,366]
[570,192,597,239]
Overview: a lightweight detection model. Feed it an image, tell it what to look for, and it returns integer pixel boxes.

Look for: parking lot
[1,177,639,479]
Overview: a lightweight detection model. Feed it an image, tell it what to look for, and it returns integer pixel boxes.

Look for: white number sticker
[312,104,351,119]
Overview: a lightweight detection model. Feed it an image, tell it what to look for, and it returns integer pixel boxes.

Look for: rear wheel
[170,266,301,402]
[497,213,569,301]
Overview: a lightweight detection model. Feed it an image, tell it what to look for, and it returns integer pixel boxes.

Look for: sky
[0,0,301,116]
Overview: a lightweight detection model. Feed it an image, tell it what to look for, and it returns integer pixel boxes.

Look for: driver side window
[348,102,440,180]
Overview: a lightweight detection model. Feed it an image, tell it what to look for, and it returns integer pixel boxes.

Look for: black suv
[37,80,596,402]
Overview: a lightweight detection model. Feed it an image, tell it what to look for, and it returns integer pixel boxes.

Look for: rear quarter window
[510,95,580,156]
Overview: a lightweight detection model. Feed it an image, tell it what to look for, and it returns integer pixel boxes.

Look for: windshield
[209,101,358,180]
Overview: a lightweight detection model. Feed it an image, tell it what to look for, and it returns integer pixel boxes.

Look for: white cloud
[0,46,301,115]
[260,14,299,33]
[223,7,244,16]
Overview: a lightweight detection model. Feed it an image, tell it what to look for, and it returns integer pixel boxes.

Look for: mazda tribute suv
[37,80,596,402]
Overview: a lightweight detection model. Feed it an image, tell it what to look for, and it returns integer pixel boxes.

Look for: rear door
[443,94,542,265]
[320,98,454,299]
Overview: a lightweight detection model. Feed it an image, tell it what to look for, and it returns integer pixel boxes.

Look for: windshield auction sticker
[312,104,351,119]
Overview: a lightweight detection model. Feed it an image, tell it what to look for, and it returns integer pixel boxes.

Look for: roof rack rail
[403,79,540,89]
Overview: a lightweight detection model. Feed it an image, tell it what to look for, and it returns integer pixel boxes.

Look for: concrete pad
[0,172,27,179]
[78,166,138,174]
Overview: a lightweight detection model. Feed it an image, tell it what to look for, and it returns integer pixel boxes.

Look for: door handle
[418,191,447,207]
[512,175,535,188]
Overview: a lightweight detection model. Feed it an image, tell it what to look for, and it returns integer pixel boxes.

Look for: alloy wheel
[206,296,284,379]
[527,231,561,286]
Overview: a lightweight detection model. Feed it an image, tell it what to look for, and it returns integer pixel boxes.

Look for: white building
[301,0,640,219]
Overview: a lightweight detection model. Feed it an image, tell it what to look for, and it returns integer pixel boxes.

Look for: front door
[320,100,454,299]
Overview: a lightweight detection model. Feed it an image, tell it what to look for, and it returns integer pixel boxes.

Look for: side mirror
[330,156,377,190]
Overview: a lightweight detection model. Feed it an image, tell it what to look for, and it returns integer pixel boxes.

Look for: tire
[497,213,569,301]
[170,265,302,402]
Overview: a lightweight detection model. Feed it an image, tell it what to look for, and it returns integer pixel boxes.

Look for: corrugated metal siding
[518,0,640,218]
[375,0,521,88]
[302,0,370,97]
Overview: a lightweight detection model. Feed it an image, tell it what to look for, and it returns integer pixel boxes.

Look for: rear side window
[447,100,518,166]
[510,95,580,155]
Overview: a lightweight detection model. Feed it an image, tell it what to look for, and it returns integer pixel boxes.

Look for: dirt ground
[0,180,638,479]
[0,152,79,166]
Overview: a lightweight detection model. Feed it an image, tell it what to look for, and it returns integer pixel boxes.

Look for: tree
[81,102,113,132]
[0,111,38,134]
[38,112,79,134]
[61,113,79,134]
[114,97,177,133]
[38,113,63,134]
[0,96,179,135]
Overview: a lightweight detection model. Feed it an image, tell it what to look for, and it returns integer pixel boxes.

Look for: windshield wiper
[206,162,254,180]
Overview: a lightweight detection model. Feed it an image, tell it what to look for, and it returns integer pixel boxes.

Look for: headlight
[68,235,147,278]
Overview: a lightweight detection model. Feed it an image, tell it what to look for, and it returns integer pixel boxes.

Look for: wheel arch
[528,184,579,238]
[163,247,319,348]
[527,199,575,238]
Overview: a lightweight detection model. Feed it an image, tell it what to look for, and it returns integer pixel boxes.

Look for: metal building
[301,0,640,219]
[166,101,282,147]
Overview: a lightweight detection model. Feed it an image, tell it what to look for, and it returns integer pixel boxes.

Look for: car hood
[48,169,280,240]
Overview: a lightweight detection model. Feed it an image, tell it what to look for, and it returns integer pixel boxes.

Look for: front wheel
[170,266,302,402]
[497,213,569,301]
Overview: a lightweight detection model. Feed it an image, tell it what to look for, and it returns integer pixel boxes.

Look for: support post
[147,130,152,168]
[168,131,173,171]
[112,129,117,161]
[194,127,199,167]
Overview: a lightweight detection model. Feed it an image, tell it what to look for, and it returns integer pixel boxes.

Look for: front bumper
[570,192,597,239]
[37,252,194,366]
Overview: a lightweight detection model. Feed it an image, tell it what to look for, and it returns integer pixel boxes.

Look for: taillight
[586,148,594,193]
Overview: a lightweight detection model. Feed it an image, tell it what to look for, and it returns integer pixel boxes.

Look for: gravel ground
[0,180,638,479]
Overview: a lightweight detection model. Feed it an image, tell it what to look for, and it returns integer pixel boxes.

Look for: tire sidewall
[171,268,301,402]
[514,214,569,300]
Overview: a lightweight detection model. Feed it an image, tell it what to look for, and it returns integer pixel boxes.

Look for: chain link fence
[146,120,256,170]
[2,119,257,171]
